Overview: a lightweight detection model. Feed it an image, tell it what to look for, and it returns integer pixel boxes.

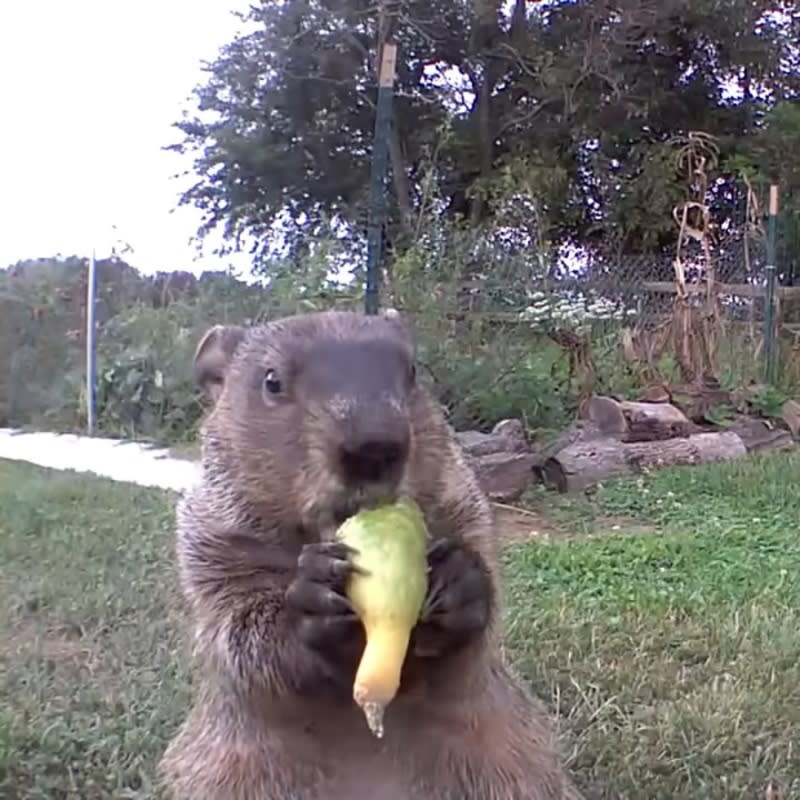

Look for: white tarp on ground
[0,428,200,493]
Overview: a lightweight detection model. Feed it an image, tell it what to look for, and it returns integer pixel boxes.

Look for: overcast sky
[0,0,255,277]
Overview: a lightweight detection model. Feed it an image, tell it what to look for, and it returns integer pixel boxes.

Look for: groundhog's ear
[193,324,247,402]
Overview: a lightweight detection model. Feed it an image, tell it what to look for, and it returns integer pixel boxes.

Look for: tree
[168,0,800,273]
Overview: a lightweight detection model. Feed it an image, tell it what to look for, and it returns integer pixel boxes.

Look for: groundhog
[160,309,585,800]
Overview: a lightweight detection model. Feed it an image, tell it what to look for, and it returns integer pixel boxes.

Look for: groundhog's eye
[409,363,417,386]
[263,369,282,395]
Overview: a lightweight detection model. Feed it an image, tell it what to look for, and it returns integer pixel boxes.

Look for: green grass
[0,462,190,799]
[2,453,800,798]
[509,452,800,799]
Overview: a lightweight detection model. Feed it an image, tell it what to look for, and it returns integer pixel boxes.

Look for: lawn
[1,452,800,799]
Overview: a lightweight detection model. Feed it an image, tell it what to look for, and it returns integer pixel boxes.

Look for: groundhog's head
[193,309,430,534]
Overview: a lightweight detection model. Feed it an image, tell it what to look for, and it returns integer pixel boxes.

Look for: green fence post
[763,184,779,383]
[86,249,98,435]
[365,41,397,316]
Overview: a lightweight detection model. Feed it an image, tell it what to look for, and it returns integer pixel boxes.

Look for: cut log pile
[458,390,799,498]
[540,427,747,494]
[456,420,536,503]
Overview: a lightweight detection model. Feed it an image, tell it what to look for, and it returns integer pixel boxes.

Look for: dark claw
[297,542,363,586]
[425,537,455,567]
[296,612,361,651]
[413,538,491,659]
[286,580,354,616]
[425,563,485,617]
[286,540,367,685]
[422,542,486,617]
[444,597,489,633]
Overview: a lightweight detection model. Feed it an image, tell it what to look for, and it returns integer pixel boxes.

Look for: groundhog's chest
[264,699,464,799]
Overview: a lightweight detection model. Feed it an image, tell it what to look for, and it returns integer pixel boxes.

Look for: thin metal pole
[86,249,98,435]
[763,184,779,383]
[365,41,397,315]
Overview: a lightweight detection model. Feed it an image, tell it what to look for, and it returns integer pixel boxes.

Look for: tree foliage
[169,0,800,271]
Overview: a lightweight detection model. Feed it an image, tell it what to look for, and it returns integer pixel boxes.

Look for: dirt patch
[2,620,99,674]
[492,502,658,543]
[492,503,567,542]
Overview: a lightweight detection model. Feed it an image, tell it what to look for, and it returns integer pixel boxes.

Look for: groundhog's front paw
[411,538,491,659]
[285,542,366,682]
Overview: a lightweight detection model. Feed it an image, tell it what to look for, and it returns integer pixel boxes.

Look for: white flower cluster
[519,289,637,332]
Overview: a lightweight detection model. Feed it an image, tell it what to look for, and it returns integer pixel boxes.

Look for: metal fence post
[86,249,97,435]
[763,184,779,383]
[365,41,397,316]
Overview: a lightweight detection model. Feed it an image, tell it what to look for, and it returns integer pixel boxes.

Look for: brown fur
[160,309,584,800]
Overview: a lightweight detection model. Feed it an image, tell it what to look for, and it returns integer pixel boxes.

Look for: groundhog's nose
[339,437,408,484]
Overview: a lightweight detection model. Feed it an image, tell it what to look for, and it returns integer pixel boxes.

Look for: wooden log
[619,399,694,441]
[542,431,747,494]
[743,428,794,453]
[782,400,800,438]
[530,420,605,484]
[585,395,693,441]
[669,384,734,423]
[716,413,796,453]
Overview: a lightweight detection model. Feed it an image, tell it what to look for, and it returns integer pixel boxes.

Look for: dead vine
[669,131,723,384]
[621,131,725,386]
[548,327,597,411]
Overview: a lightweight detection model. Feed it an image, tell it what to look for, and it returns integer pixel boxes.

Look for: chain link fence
[1,182,798,440]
